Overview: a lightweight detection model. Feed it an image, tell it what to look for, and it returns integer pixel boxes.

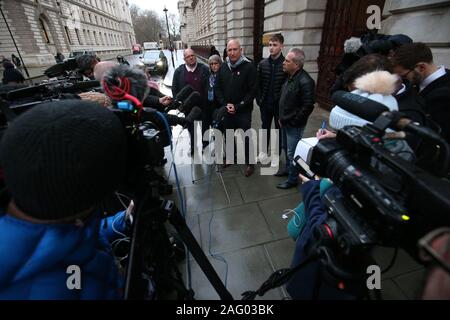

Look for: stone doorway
[253,0,265,64]
[316,0,386,109]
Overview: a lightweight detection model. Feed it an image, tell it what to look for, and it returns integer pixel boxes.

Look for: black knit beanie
[0,100,127,220]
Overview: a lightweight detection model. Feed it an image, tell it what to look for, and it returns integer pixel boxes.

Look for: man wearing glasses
[172,48,210,155]
[392,43,450,144]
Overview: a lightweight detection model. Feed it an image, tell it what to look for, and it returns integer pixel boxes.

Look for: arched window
[39,16,53,44]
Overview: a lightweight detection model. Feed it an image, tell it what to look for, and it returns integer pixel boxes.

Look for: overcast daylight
[0,0,449,306]
[128,0,180,17]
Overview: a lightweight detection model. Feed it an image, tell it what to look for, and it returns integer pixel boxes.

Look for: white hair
[289,48,305,65]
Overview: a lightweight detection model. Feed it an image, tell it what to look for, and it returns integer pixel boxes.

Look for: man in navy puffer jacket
[0,100,128,299]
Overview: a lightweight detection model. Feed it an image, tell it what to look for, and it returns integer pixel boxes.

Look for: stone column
[212,0,227,54]
[225,0,254,59]
[263,0,327,81]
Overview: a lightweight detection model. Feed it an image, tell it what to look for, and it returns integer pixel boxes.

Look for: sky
[128,0,179,18]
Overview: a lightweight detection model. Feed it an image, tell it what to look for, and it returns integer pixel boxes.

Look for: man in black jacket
[172,48,210,154]
[256,34,287,173]
[392,43,450,143]
[215,39,257,177]
[277,48,315,189]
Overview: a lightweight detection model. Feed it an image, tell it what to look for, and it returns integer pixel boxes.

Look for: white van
[143,42,159,50]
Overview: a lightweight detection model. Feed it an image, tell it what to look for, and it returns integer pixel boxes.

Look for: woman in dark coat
[2,60,25,84]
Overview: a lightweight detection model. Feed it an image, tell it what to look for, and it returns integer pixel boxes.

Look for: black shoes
[245,165,255,177]
[276,181,298,189]
[274,170,288,177]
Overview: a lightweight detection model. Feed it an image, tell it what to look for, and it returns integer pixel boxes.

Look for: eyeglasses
[418,227,450,274]
[399,69,413,79]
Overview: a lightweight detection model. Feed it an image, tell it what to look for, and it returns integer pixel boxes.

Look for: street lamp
[163,6,175,68]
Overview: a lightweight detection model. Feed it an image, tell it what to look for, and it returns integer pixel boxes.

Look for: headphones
[102,76,143,113]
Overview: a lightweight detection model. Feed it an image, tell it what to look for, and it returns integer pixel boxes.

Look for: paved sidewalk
[163,104,425,300]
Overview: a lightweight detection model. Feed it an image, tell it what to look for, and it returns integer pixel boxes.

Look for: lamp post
[163,6,175,68]
[0,4,30,79]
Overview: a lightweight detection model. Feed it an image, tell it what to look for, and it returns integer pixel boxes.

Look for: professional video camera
[0,62,230,300]
[298,91,449,297]
[43,57,79,78]
[243,91,450,300]
[97,67,232,300]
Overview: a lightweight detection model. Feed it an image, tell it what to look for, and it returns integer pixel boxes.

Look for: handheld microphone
[175,85,194,102]
[166,106,202,128]
[331,91,389,122]
[212,107,228,128]
[180,91,201,115]
[165,85,194,112]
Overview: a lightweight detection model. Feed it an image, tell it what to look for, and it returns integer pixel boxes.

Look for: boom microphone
[331,91,389,122]
[180,91,201,115]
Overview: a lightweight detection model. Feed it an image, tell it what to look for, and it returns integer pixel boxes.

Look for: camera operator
[78,62,172,111]
[392,43,450,144]
[101,64,197,134]
[341,54,426,151]
[331,33,412,94]
[55,52,65,63]
[0,100,129,299]
[2,60,25,85]
[76,54,99,81]
[116,55,130,66]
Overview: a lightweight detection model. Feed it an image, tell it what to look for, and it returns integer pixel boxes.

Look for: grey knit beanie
[0,100,127,220]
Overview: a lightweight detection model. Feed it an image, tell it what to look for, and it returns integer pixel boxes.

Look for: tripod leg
[216,164,231,204]
[164,200,234,300]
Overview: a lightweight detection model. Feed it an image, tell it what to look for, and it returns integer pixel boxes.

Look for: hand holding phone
[293,156,316,180]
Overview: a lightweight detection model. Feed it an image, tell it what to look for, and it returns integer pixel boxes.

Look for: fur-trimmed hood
[354,70,400,95]
[330,71,399,130]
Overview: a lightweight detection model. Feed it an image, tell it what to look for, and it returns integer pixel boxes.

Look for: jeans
[282,125,305,184]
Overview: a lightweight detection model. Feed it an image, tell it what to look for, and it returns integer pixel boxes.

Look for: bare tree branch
[130,4,164,44]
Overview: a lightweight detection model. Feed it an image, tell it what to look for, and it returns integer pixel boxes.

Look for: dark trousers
[260,104,282,155]
[201,106,215,146]
[188,106,216,151]
[222,111,254,165]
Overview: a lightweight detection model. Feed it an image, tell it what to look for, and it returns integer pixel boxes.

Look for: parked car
[140,50,167,76]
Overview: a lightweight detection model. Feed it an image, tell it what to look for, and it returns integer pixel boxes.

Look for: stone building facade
[178,0,258,60]
[179,0,450,107]
[0,0,136,77]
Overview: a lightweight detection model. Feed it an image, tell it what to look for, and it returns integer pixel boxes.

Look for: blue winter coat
[0,210,126,300]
